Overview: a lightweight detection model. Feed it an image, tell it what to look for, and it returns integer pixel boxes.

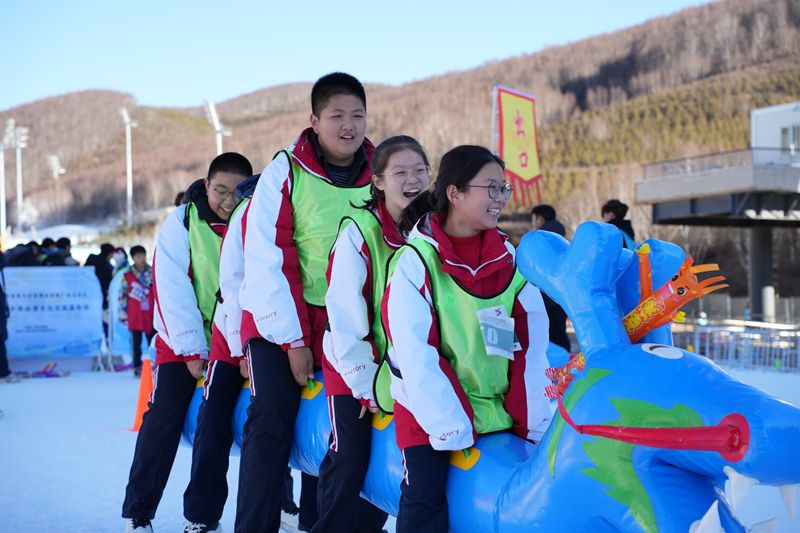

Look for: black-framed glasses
[466,182,513,201]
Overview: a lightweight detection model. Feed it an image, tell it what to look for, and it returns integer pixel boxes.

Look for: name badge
[476,305,520,360]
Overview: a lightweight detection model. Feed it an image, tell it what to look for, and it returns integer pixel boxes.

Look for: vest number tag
[477,305,520,360]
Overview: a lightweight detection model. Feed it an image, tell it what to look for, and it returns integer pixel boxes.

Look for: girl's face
[449,161,509,232]
[373,149,430,221]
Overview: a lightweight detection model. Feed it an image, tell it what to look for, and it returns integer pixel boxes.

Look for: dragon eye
[641,343,684,359]
[677,287,686,296]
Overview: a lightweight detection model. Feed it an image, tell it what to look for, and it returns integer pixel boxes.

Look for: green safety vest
[378,238,527,435]
[287,150,371,306]
[186,202,223,347]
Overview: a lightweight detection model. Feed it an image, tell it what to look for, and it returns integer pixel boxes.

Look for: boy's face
[205,171,246,220]
[132,252,146,268]
[310,94,366,167]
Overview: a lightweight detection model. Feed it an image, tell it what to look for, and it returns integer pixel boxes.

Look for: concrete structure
[636,101,800,322]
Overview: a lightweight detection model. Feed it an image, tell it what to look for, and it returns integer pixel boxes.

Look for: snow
[0,366,797,533]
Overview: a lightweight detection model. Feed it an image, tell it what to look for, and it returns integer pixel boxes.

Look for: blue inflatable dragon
[183,221,800,532]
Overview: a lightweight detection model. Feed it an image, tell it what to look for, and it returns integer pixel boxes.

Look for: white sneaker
[0,373,21,383]
[183,521,222,532]
[124,517,153,532]
[280,511,299,532]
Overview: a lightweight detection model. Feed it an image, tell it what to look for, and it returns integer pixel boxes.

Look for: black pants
[122,361,197,519]
[184,360,243,524]
[396,445,450,533]
[130,330,155,369]
[235,338,304,533]
[0,333,9,378]
[312,395,388,533]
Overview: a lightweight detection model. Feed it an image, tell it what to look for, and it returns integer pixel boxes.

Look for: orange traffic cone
[132,358,154,431]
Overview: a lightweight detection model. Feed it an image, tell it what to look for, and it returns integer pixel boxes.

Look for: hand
[186,358,206,380]
[358,399,379,419]
[286,347,314,387]
[239,358,250,379]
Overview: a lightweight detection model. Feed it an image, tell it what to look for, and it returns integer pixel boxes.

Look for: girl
[381,145,553,532]
[314,136,432,532]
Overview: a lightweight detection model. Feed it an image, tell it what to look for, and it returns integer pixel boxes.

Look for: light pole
[48,155,66,224]
[0,119,15,233]
[14,125,29,232]
[119,108,137,226]
[204,100,231,155]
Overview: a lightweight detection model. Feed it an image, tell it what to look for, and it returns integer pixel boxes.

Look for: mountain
[1,0,799,294]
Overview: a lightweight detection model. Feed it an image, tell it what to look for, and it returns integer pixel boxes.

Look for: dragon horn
[701,284,729,296]
[691,263,720,275]
[698,276,727,289]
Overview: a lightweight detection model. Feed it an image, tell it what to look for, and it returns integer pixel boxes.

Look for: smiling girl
[381,145,553,532]
[314,136,432,532]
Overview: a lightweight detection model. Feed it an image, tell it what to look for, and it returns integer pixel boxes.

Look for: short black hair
[311,72,366,116]
[130,245,146,257]
[207,152,253,181]
[100,243,115,258]
[601,199,629,219]
[42,237,55,248]
[531,204,557,222]
[56,237,71,249]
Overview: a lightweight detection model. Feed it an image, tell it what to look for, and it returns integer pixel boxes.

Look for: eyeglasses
[382,166,430,180]
[466,182,513,201]
[210,187,236,201]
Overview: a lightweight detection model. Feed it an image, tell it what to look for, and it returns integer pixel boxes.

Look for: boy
[118,245,155,375]
[122,152,253,533]
[236,72,384,533]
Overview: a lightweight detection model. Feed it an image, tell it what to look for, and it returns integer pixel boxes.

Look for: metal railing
[644,147,800,180]
[673,325,800,372]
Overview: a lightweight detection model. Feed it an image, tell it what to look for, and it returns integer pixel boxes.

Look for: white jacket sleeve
[239,154,309,348]
[515,283,555,441]
[219,200,247,357]
[324,221,378,400]
[152,205,208,357]
[384,249,475,451]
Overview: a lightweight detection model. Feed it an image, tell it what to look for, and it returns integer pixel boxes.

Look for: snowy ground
[0,366,798,533]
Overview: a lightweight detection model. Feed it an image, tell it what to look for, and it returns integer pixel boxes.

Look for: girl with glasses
[381,145,553,532]
[315,135,432,532]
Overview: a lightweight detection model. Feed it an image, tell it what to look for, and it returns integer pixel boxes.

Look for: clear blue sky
[1,0,712,111]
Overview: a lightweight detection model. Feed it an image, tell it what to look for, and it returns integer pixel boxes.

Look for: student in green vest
[314,136,432,532]
[122,152,253,533]
[381,145,554,533]
[236,72,381,533]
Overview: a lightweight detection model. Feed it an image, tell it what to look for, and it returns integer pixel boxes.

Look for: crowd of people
[0,71,637,531]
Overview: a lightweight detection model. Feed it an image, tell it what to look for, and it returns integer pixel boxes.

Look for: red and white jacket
[152,204,225,366]
[208,199,248,367]
[381,213,554,451]
[323,200,405,401]
[239,129,373,361]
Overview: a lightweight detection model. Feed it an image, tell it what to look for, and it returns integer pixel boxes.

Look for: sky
[1,0,713,111]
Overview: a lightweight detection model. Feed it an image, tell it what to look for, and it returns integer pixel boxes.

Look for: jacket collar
[289,128,375,186]
[409,212,514,283]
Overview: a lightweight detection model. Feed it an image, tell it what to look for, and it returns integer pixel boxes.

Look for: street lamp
[204,100,231,155]
[119,107,137,226]
[0,118,15,233]
[48,155,66,224]
[13,125,29,232]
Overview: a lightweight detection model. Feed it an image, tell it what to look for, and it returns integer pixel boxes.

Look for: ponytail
[398,190,435,235]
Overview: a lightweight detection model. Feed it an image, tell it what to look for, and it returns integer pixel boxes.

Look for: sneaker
[280,511,299,532]
[124,517,153,532]
[134,367,142,377]
[183,521,222,532]
[0,373,21,383]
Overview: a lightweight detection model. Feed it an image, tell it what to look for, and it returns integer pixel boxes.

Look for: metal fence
[673,325,800,372]
[643,147,800,180]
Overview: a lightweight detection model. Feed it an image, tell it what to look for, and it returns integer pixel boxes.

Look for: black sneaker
[125,517,153,532]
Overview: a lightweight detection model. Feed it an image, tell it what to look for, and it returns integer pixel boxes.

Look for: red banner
[495,85,542,205]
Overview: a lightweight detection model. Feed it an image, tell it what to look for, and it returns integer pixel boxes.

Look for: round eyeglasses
[465,182,513,201]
